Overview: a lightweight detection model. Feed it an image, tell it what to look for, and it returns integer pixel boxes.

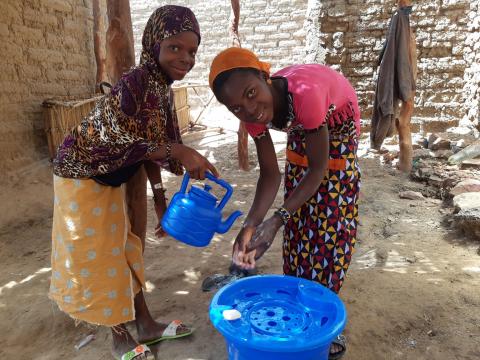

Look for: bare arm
[282,125,329,214]
[147,143,219,179]
[243,126,330,263]
[144,160,164,197]
[232,131,280,268]
[243,132,282,226]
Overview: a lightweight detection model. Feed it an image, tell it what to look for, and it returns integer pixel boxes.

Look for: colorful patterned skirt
[49,176,145,326]
[283,118,360,293]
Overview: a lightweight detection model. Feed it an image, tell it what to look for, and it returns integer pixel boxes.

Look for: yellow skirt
[49,175,145,326]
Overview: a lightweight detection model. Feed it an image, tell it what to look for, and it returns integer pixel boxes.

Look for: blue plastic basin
[209,275,347,360]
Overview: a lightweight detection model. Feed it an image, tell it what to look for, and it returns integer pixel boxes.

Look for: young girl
[209,47,361,359]
[50,6,216,360]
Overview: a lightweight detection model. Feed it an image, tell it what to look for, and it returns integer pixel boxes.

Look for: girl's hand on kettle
[173,144,219,179]
[232,225,257,270]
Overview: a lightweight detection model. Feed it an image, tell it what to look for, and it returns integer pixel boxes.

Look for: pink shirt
[245,64,360,137]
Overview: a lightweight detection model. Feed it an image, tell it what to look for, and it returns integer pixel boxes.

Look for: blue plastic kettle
[161,172,242,247]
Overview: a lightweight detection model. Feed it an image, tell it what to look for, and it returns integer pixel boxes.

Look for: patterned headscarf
[53,6,201,179]
[140,5,201,67]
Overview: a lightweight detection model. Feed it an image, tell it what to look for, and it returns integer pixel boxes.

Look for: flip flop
[202,264,258,292]
[201,273,240,292]
[143,320,193,345]
[114,344,154,360]
[329,334,347,360]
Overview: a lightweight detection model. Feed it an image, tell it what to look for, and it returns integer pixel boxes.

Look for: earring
[266,78,272,85]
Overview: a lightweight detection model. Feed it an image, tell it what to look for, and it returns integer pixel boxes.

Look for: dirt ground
[0,122,479,360]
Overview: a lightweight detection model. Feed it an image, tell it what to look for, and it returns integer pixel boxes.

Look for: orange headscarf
[209,47,271,89]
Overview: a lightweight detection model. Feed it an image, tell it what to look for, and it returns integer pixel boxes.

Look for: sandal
[143,320,193,345]
[114,344,154,360]
[329,334,347,360]
[202,263,258,292]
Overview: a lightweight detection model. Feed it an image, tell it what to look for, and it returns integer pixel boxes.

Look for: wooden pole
[92,0,106,91]
[396,0,416,173]
[105,0,135,84]
[105,0,148,248]
[230,0,250,171]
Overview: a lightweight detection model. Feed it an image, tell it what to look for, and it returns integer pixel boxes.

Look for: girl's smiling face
[157,31,199,81]
[216,70,274,125]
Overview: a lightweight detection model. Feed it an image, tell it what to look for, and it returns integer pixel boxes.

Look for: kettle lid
[190,184,217,204]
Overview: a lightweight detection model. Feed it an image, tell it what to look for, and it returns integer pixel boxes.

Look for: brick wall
[0,0,97,176]
[130,0,310,82]
[131,0,480,132]
[2,1,478,177]
[313,0,480,131]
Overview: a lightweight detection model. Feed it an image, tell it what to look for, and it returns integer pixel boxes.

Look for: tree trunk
[230,0,249,171]
[105,0,147,249]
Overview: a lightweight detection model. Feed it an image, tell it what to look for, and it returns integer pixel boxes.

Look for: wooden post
[396,0,416,173]
[230,0,250,171]
[105,0,136,84]
[92,0,106,90]
[105,0,148,248]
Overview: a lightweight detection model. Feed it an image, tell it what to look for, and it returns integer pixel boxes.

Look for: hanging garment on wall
[370,7,415,150]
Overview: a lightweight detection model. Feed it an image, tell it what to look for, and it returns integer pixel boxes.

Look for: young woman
[209,47,361,359]
[50,6,216,360]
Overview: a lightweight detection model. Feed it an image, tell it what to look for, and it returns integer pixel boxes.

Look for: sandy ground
[0,120,479,360]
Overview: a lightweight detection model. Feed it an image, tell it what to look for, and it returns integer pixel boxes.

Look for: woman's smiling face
[157,31,199,81]
[216,70,274,125]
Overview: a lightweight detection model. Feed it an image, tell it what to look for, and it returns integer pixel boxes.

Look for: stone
[399,191,425,200]
[413,149,435,159]
[453,192,480,239]
[448,143,480,164]
[460,159,480,170]
[433,149,454,158]
[450,179,480,196]
[453,192,480,212]
[428,133,452,150]
[414,167,434,180]
[454,208,480,240]
[428,175,445,188]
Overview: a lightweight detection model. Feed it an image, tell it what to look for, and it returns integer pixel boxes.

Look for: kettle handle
[180,172,233,210]
[205,172,233,210]
[179,172,191,194]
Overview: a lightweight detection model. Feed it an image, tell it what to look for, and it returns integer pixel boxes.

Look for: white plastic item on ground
[448,143,480,164]
[74,334,95,350]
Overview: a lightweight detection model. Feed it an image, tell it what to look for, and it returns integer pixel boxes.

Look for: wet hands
[232,215,283,269]
[232,225,257,270]
[247,215,283,259]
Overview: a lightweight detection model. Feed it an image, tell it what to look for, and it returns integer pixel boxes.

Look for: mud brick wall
[0,0,97,176]
[318,0,480,132]
[131,0,479,133]
[130,0,309,83]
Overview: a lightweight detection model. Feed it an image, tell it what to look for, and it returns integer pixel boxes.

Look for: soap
[223,309,241,321]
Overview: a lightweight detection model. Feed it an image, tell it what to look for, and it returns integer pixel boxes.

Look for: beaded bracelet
[165,142,172,161]
[274,206,291,225]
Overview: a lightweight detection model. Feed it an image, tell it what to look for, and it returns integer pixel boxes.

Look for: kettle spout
[217,211,243,234]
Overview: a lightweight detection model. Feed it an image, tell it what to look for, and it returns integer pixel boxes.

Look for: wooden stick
[396,0,416,173]
[93,0,106,91]
[230,0,249,171]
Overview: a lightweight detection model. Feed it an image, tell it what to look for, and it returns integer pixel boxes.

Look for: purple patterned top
[53,5,200,179]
